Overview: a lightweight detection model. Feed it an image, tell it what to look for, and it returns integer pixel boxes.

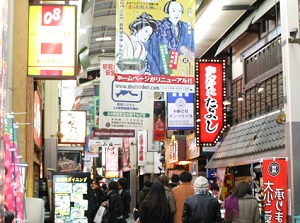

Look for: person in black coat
[137,181,153,207]
[118,178,131,222]
[89,179,104,223]
[102,181,123,223]
[182,176,222,223]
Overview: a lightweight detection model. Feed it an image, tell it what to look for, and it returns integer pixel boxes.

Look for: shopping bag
[94,206,106,223]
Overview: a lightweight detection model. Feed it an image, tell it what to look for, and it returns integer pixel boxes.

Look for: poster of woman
[116,0,195,79]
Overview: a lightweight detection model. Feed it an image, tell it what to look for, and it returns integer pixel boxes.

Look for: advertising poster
[196,59,226,147]
[122,137,131,170]
[59,111,87,144]
[262,159,288,223]
[99,58,154,130]
[153,101,166,141]
[94,96,100,128]
[105,146,120,178]
[28,5,76,78]
[34,91,42,148]
[52,172,90,223]
[137,130,147,165]
[167,92,194,130]
[186,133,199,160]
[115,0,195,92]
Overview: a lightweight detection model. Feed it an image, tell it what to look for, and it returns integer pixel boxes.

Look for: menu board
[52,172,91,223]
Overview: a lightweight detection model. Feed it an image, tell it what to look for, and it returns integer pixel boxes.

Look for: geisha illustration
[147,0,195,76]
[115,12,160,75]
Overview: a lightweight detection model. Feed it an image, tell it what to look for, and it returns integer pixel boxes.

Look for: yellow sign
[28,5,77,78]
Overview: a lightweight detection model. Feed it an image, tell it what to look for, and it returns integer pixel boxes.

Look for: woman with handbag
[101,181,124,223]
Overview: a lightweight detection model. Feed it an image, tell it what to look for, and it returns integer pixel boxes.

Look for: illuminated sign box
[27,5,77,78]
[59,111,86,144]
[169,135,187,164]
[195,59,226,147]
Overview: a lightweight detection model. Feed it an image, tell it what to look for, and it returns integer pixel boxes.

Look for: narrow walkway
[126,213,136,223]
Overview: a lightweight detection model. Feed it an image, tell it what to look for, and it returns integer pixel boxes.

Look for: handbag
[94,206,106,223]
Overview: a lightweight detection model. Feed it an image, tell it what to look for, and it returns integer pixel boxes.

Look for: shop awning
[215,14,255,56]
[215,0,278,56]
[206,110,286,168]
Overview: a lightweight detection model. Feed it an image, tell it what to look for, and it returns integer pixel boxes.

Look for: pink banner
[4,117,25,220]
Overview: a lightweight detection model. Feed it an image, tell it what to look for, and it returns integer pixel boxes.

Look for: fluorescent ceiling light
[95,37,112,41]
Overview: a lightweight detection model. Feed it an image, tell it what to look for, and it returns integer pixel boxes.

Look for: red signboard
[153,101,166,141]
[34,91,42,148]
[262,159,288,223]
[196,59,226,146]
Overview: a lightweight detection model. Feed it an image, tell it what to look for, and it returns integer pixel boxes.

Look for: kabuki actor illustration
[115,0,195,92]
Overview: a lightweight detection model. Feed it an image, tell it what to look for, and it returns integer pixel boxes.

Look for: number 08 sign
[28,5,77,78]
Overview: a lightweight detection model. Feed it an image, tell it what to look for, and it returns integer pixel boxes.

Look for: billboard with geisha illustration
[115,0,195,92]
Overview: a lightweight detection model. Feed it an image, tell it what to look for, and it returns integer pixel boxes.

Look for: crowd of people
[90,171,260,223]
[90,177,131,223]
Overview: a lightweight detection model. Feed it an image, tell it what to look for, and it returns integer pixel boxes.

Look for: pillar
[280,0,300,220]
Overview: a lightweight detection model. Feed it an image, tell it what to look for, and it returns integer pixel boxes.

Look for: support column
[280,0,300,220]
[43,80,60,175]
[13,0,37,197]
[130,137,137,210]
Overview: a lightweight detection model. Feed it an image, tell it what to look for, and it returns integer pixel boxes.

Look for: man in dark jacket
[169,174,180,189]
[137,181,153,207]
[118,178,131,222]
[182,176,222,223]
[90,179,104,223]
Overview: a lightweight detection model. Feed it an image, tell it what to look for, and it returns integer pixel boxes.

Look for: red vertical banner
[262,159,288,223]
[195,59,226,147]
[153,101,166,141]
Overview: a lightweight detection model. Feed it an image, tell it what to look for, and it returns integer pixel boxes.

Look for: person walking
[118,178,131,222]
[182,176,222,223]
[224,181,260,223]
[133,182,171,223]
[157,174,176,222]
[172,171,194,223]
[209,183,224,206]
[137,181,153,207]
[169,174,180,189]
[102,181,124,223]
[89,179,104,223]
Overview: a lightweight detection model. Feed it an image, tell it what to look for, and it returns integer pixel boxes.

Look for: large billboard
[99,58,154,130]
[196,59,226,147]
[115,0,195,92]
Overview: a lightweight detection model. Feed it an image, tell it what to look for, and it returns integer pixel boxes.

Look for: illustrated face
[168,2,183,24]
[137,26,153,42]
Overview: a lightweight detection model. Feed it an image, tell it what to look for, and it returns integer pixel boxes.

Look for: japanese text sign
[28,5,76,78]
[196,59,226,146]
[262,159,288,223]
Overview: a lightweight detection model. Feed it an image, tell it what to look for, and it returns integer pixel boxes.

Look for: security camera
[290,28,298,38]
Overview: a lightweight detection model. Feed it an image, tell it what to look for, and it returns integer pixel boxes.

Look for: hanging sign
[28,5,77,78]
[196,59,226,147]
[115,0,195,92]
[262,159,288,223]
